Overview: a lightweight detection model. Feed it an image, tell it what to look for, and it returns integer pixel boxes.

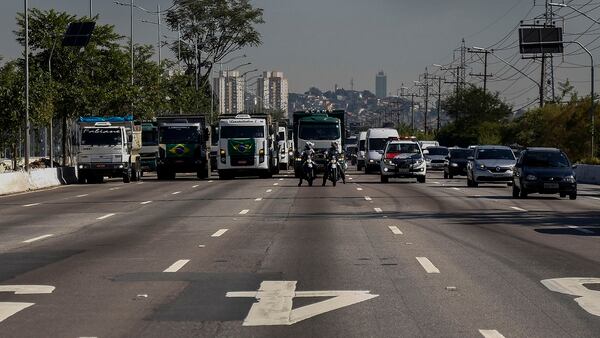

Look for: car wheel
[560,193,566,198]
[569,192,577,200]
[449,174,454,179]
[417,176,426,183]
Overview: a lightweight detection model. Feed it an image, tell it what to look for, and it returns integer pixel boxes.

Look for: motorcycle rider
[322,141,346,186]
[298,142,316,186]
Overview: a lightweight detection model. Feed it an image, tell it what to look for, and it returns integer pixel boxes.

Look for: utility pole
[130,0,134,87]
[24,0,30,171]
[468,48,493,95]
[543,0,556,101]
[90,0,93,17]
[431,76,444,133]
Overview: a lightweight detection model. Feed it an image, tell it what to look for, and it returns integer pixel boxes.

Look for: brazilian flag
[228,139,255,155]
[167,144,192,157]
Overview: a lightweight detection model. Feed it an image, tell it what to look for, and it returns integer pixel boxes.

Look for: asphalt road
[0,168,599,337]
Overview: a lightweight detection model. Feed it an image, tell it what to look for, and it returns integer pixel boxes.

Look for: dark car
[444,148,473,179]
[512,148,577,199]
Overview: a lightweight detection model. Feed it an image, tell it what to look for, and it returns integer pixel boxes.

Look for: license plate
[176,160,184,163]
[238,160,247,164]
[544,183,559,189]
[95,164,106,168]
[397,168,409,174]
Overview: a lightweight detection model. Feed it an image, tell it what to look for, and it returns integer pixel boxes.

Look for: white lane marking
[198,244,206,248]
[0,285,55,323]
[273,183,279,186]
[172,191,181,195]
[208,180,214,183]
[109,187,120,191]
[226,281,378,326]
[239,209,250,215]
[23,234,54,243]
[388,226,403,235]
[96,213,115,220]
[567,225,594,234]
[433,181,441,184]
[416,257,440,273]
[479,329,506,338]
[541,277,600,317]
[76,194,89,198]
[364,196,372,201]
[163,259,190,273]
[255,197,263,201]
[452,187,461,191]
[140,201,152,205]
[212,229,229,237]
[349,177,353,180]
[192,185,199,188]
[266,189,273,193]
[374,207,382,213]
[356,187,363,191]
[22,203,40,207]
[588,196,600,201]
[279,178,284,181]
[511,206,527,212]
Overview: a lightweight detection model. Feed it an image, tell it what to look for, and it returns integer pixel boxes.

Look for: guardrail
[0,167,77,196]
[575,164,600,185]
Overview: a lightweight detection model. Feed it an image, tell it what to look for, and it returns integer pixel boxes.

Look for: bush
[578,157,600,165]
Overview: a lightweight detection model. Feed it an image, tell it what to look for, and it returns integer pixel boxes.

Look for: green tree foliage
[437,86,512,147]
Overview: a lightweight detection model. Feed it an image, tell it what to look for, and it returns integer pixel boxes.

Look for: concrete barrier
[0,167,77,196]
[575,164,600,185]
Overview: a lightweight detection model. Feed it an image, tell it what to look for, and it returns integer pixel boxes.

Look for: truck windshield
[220,126,265,138]
[299,123,340,140]
[81,128,122,146]
[142,129,158,146]
[160,126,200,144]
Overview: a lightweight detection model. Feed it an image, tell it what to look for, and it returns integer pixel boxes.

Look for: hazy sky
[1,1,598,110]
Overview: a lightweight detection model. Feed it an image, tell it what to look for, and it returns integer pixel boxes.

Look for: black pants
[322,163,345,185]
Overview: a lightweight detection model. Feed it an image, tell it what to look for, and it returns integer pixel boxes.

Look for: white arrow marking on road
[212,229,228,237]
[226,281,378,326]
[163,259,190,273]
[511,206,527,212]
[541,277,600,316]
[140,201,152,205]
[23,234,54,243]
[96,213,115,220]
[374,207,382,213]
[23,203,41,207]
[567,225,594,234]
[364,196,372,201]
[239,209,250,215]
[388,226,403,235]
[479,329,506,338]
[416,257,440,273]
[0,285,55,323]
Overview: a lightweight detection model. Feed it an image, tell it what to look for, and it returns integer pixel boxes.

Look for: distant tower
[350,77,354,91]
[376,71,387,98]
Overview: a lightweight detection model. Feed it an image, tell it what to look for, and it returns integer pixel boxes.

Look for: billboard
[519,27,563,54]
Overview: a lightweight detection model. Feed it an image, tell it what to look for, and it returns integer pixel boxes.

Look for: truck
[76,116,142,184]
[140,120,158,175]
[292,110,345,177]
[156,115,210,180]
[277,124,290,170]
[217,113,279,179]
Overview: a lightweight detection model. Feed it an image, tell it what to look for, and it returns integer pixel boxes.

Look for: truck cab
[365,128,400,173]
[140,120,158,175]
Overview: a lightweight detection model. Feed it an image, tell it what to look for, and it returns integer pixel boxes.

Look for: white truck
[76,116,142,184]
[277,125,290,170]
[217,114,279,179]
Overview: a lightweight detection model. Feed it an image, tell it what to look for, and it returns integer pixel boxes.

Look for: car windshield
[81,128,122,146]
[142,129,158,146]
[299,123,340,140]
[426,147,448,156]
[523,151,570,168]
[160,126,200,144]
[386,143,420,154]
[476,148,515,160]
[450,149,473,159]
[220,126,265,138]
[369,138,390,151]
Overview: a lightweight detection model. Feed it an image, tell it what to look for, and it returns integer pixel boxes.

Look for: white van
[364,128,399,173]
[356,131,367,171]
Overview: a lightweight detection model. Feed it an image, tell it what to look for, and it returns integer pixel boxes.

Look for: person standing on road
[322,141,346,186]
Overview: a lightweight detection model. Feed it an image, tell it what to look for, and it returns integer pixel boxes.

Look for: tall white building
[214,70,245,115]
[257,71,288,119]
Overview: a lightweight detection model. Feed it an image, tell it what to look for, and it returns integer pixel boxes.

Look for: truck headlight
[220,149,226,157]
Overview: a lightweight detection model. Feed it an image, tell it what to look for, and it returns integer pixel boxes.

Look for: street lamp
[24,0,30,171]
[549,2,597,157]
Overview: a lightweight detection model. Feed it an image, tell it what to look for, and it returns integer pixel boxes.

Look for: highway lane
[0,169,598,337]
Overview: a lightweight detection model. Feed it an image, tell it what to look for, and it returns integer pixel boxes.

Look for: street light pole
[48,39,57,168]
[24,0,30,172]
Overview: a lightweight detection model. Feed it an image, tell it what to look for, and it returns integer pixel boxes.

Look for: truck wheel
[197,167,209,179]
[78,174,87,184]
[218,170,230,180]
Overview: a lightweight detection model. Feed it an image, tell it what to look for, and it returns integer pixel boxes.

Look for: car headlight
[383,159,393,165]
[563,175,576,183]
[451,163,458,167]
[525,174,537,181]
[477,163,486,170]
[369,159,374,163]
[414,159,424,166]
[78,164,84,169]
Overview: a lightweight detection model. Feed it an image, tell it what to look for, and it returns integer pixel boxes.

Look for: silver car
[424,146,448,170]
[466,145,516,187]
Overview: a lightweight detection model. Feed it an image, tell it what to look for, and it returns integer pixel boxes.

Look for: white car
[380,140,427,183]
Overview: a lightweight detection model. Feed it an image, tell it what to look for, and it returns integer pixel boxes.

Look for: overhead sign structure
[62,21,96,47]
[519,27,564,54]
[226,280,378,326]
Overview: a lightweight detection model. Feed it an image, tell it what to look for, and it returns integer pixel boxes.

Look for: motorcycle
[327,155,341,187]
[302,155,316,186]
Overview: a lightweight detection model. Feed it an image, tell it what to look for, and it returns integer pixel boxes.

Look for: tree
[165,0,264,88]
[0,61,25,169]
